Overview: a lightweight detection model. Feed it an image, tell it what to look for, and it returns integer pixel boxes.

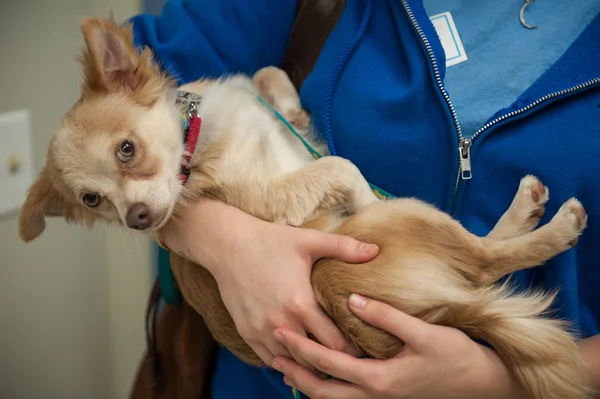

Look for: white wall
[0,1,151,398]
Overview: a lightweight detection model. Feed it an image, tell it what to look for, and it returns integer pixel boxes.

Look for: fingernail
[273,360,282,372]
[274,330,285,343]
[349,294,367,309]
[360,243,377,255]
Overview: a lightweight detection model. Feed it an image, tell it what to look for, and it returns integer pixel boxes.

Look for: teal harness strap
[255,96,396,200]
[158,246,182,305]
[255,97,323,160]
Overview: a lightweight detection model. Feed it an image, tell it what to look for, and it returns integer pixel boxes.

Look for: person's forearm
[580,334,600,393]
[473,345,528,399]
[161,198,266,274]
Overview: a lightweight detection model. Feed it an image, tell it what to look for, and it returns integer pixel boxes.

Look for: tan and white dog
[19,17,592,399]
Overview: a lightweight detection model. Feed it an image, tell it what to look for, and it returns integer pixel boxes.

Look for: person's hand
[160,199,379,366]
[213,222,378,366]
[273,294,527,399]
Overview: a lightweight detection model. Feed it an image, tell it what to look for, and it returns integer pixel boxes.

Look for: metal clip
[176,91,203,118]
[520,0,537,29]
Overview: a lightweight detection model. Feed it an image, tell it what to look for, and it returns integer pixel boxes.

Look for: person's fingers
[268,342,293,359]
[304,231,379,264]
[274,355,370,399]
[262,321,321,373]
[252,343,276,366]
[283,344,327,380]
[348,294,432,347]
[274,328,379,387]
[304,304,361,356]
[274,332,320,374]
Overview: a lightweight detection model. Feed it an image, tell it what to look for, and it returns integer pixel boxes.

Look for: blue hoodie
[130,1,600,397]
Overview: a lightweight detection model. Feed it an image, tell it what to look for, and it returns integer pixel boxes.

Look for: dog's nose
[126,203,152,230]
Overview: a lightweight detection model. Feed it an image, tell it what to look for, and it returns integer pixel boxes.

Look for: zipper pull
[458,139,472,180]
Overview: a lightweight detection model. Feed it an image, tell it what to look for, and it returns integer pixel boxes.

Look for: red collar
[176,91,203,184]
[179,113,201,184]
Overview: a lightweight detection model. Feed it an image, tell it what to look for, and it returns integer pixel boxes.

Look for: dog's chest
[266,126,316,174]
[201,98,316,178]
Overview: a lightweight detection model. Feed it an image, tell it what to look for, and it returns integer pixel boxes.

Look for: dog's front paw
[323,156,379,208]
[551,198,587,247]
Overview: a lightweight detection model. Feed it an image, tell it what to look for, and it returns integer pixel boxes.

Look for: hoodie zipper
[400,0,600,195]
[456,78,600,190]
[400,0,463,140]
[399,0,467,197]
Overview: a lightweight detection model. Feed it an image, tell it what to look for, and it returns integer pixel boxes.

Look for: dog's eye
[117,140,135,162]
[82,193,101,208]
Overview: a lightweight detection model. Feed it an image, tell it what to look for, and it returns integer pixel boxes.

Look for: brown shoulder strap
[281,0,347,91]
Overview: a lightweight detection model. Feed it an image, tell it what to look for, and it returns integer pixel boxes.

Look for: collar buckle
[176,91,203,119]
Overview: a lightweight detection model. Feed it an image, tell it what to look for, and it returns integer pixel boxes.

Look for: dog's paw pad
[516,175,549,222]
[555,198,587,247]
[520,175,549,204]
[531,180,546,203]
[564,198,587,231]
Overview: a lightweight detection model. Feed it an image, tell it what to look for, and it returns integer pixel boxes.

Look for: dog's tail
[462,284,590,399]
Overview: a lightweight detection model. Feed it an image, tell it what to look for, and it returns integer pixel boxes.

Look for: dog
[18,17,592,399]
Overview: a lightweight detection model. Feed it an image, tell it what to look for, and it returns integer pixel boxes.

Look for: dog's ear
[79,17,140,93]
[77,16,173,106]
[18,169,71,242]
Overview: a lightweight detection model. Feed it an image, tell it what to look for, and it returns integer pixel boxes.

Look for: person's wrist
[161,198,266,273]
[462,343,527,399]
[578,336,600,392]
[207,217,271,281]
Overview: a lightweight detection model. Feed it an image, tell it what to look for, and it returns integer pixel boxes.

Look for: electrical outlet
[0,109,34,215]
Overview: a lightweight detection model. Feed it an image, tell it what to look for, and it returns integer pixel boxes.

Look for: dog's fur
[19,18,593,399]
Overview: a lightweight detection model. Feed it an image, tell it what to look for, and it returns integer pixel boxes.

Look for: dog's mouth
[148,201,178,233]
[123,174,182,234]
[151,212,171,232]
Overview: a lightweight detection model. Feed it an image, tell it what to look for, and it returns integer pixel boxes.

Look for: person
[129,0,600,397]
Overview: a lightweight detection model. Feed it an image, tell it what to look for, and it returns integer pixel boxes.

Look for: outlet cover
[0,109,34,215]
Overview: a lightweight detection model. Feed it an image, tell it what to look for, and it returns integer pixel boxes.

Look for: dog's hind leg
[487,175,549,240]
[252,66,311,130]
[476,198,587,285]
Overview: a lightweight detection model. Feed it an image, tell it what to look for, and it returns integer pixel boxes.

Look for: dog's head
[19,17,185,242]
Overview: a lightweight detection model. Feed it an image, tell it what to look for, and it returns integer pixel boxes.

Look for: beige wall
[0,1,152,398]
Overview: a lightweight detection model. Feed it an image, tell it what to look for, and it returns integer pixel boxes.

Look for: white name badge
[429,12,468,67]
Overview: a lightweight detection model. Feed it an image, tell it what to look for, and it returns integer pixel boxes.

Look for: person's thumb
[348,294,430,346]
[304,230,379,263]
